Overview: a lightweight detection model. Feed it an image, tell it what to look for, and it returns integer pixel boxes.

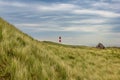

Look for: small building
[96,43,105,49]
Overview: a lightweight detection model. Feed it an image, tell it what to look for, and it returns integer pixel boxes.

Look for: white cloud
[1,1,119,18]
[24,15,39,18]
[0,1,26,7]
[92,2,120,10]
[68,19,107,24]
[0,1,77,11]
[92,2,109,7]
[15,23,113,33]
[73,9,120,18]
[64,26,98,32]
[16,23,41,27]
[15,23,65,31]
[37,3,78,11]
[64,25,113,32]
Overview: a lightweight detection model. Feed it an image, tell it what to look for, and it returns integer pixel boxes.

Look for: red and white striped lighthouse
[59,36,62,43]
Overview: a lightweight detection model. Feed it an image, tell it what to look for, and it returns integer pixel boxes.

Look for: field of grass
[0,17,120,80]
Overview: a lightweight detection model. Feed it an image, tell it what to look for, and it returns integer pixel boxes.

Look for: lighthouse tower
[59,36,61,43]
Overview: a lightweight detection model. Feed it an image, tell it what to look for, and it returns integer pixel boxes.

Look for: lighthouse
[59,36,61,43]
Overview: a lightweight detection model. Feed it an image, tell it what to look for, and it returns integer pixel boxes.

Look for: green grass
[0,20,2,41]
[0,17,120,80]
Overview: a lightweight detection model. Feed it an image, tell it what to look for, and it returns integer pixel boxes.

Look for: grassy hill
[0,17,120,80]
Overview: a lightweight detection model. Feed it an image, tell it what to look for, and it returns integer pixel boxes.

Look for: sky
[0,0,120,46]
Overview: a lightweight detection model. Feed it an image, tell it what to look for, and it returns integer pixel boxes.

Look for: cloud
[15,22,113,34]
[37,3,77,11]
[0,1,26,7]
[16,23,41,27]
[67,19,107,24]
[15,23,65,31]
[73,9,120,18]
[63,25,113,32]
[92,1,120,10]
[92,2,109,7]
[1,0,119,18]
[64,26,98,32]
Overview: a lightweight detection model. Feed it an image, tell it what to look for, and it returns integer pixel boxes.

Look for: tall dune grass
[0,17,120,80]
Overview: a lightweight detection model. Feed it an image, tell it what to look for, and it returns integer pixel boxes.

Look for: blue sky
[0,0,120,46]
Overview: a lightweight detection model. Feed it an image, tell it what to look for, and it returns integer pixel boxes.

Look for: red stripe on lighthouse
[59,36,61,39]
[59,40,61,42]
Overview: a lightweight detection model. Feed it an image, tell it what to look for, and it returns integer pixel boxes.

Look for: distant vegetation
[0,21,2,41]
[0,17,120,80]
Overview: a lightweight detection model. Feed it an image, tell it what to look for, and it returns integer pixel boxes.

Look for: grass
[0,17,120,80]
